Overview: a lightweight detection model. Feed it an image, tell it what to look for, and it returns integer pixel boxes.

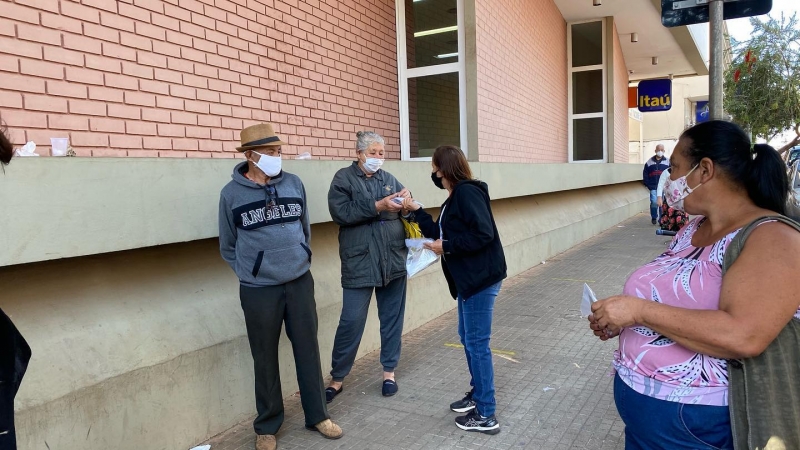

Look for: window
[396,0,466,160]
[568,20,607,163]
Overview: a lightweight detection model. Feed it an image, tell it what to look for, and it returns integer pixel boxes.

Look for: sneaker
[450,390,476,413]
[455,410,500,435]
[305,419,343,440]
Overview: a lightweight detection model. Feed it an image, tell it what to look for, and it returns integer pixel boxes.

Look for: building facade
[0,0,708,448]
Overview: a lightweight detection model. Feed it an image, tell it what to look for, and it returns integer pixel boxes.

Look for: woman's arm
[592,222,800,359]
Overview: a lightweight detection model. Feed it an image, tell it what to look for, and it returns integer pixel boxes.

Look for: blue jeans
[649,190,659,220]
[457,281,501,417]
[614,374,733,450]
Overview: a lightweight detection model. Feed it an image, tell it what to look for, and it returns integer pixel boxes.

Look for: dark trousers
[1,308,30,450]
[330,276,407,381]
[240,271,329,435]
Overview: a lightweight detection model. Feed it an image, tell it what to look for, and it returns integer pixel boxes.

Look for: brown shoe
[305,419,343,440]
[255,434,276,450]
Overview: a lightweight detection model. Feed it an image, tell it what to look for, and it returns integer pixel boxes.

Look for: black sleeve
[413,208,440,239]
[441,185,495,255]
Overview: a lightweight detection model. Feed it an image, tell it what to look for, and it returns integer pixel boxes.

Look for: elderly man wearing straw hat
[219,124,342,450]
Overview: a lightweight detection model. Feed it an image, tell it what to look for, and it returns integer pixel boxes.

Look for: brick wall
[613,22,629,164]
[0,0,400,159]
[474,0,567,163]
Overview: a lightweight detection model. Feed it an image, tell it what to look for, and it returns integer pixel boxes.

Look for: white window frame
[395,0,467,161]
[567,19,607,164]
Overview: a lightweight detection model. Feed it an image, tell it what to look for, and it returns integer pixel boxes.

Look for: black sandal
[325,386,342,404]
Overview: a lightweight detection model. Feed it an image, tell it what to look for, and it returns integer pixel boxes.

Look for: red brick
[127,149,160,157]
[172,138,198,150]
[165,30,192,47]
[196,88,219,102]
[181,73,206,89]
[182,45,207,63]
[69,99,108,116]
[40,13,82,33]
[100,11,135,32]
[206,53,228,68]
[71,132,109,147]
[190,12,214,29]
[89,117,125,133]
[17,23,61,45]
[139,79,170,94]
[197,114,221,127]
[83,0,118,13]
[90,148,126,157]
[178,0,204,13]
[124,91,155,107]
[108,103,141,119]
[63,67,102,86]
[193,63,217,78]
[122,61,154,79]
[125,120,157,135]
[168,55,195,72]
[179,21,204,38]
[209,103,231,116]
[157,123,185,137]
[153,68,182,83]
[152,40,181,57]
[20,59,64,80]
[48,114,89,130]
[46,80,88,98]
[61,1,101,23]
[184,99,209,114]
[64,34,102,54]
[207,79,230,93]
[170,111,196,124]
[43,47,85,66]
[159,150,188,157]
[121,32,153,51]
[169,84,195,99]
[87,86,123,102]
[86,55,123,73]
[16,0,59,13]
[0,3,39,24]
[84,23,121,43]
[118,3,151,22]
[0,36,42,59]
[136,51,167,68]
[155,95,183,110]
[0,91,23,108]
[104,73,139,89]
[0,18,15,37]
[216,18,237,36]
[163,4,190,21]
[143,136,172,149]
[135,22,166,40]
[100,42,136,62]
[141,108,171,122]
[3,110,48,128]
[197,137,220,150]
[110,134,143,149]
[151,13,179,31]
[134,0,165,13]
[25,94,68,112]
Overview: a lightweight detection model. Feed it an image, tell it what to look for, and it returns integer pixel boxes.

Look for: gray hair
[355,131,385,153]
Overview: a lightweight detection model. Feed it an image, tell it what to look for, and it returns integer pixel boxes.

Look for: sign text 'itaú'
[637,79,672,113]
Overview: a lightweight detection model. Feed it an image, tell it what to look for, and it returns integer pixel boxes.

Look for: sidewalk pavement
[199,214,666,450]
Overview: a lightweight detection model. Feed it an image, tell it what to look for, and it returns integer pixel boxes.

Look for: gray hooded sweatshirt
[219,162,311,287]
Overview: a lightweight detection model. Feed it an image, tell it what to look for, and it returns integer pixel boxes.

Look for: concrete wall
[612,22,629,164]
[0,156,648,450]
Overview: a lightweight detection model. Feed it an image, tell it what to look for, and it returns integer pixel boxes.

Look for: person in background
[326,131,410,402]
[219,123,342,450]
[0,123,32,450]
[402,145,507,435]
[644,145,670,225]
[589,120,800,449]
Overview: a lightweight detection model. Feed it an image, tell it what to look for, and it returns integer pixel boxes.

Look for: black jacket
[414,180,506,299]
[1,307,30,448]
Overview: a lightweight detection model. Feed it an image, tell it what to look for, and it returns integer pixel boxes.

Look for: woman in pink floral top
[588,121,800,450]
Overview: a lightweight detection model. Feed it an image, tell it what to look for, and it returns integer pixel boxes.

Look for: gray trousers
[330,276,407,381]
[240,271,329,435]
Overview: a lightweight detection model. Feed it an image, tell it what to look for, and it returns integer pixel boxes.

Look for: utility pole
[708,0,725,120]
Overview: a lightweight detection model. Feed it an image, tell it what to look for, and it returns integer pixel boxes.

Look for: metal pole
[709,0,725,120]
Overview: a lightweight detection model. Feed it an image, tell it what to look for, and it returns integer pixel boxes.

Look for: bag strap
[722,215,800,274]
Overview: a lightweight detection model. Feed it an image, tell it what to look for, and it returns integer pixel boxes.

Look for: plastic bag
[401,218,423,239]
[295,152,311,160]
[14,141,39,157]
[405,238,439,278]
[580,283,598,317]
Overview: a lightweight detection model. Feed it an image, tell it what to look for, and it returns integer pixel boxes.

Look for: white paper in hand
[580,283,598,318]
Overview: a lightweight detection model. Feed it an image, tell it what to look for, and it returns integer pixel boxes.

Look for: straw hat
[236,123,287,151]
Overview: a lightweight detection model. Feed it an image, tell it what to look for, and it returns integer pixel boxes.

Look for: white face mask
[665,165,702,211]
[252,152,282,177]
[656,151,665,158]
[362,156,384,174]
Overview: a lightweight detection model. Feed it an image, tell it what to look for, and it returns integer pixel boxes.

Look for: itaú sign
[637,79,672,112]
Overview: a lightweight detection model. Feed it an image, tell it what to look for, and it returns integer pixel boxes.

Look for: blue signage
[638,79,672,112]
[696,101,709,123]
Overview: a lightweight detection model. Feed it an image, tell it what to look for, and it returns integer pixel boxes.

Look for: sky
[724,0,799,146]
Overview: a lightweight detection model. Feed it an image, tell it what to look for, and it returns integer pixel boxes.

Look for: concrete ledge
[0,158,642,267]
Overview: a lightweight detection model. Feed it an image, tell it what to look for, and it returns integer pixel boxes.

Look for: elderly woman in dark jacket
[403,145,506,435]
[326,131,410,401]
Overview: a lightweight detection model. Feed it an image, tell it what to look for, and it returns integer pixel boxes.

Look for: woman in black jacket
[402,145,506,435]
